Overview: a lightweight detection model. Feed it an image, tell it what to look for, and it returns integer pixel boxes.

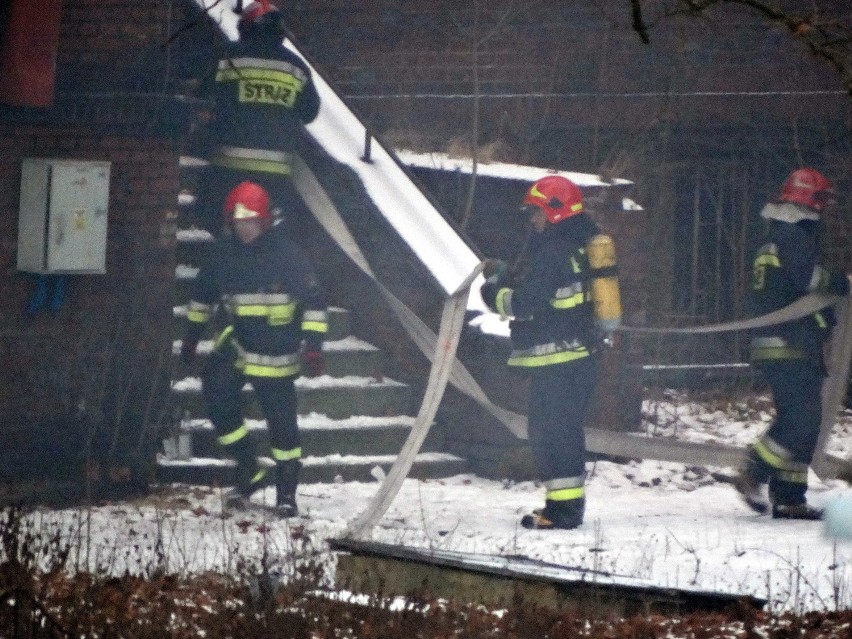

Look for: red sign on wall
[0,0,63,107]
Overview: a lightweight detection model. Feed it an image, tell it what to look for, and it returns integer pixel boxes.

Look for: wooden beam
[330,538,766,616]
[586,428,852,481]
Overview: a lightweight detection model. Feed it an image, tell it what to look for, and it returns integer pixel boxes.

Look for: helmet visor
[232,202,263,220]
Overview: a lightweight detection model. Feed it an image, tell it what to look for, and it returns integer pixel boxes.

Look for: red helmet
[778,168,835,212]
[522,175,584,224]
[237,0,286,40]
[224,181,272,225]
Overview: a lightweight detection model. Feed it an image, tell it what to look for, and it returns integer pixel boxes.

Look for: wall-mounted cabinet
[17,159,111,274]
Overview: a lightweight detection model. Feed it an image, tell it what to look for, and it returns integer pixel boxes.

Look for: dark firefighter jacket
[185,223,328,378]
[204,39,320,175]
[481,214,601,368]
[749,208,849,366]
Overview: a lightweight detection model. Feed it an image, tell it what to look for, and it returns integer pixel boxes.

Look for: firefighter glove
[302,349,324,378]
[482,259,508,282]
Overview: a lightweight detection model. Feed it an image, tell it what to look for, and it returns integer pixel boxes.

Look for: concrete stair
[157,156,468,486]
[170,373,413,421]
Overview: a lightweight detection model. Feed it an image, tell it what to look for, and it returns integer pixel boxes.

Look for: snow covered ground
[23,391,852,615]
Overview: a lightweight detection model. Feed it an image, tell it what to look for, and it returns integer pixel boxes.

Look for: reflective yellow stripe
[251,468,268,485]
[268,305,294,325]
[754,440,784,469]
[210,154,291,175]
[187,301,212,323]
[814,312,828,329]
[755,254,781,268]
[187,309,210,323]
[218,424,249,446]
[778,470,808,484]
[570,256,581,273]
[241,362,301,378]
[234,305,271,315]
[496,287,513,319]
[302,320,328,333]
[216,67,301,84]
[551,292,587,309]
[216,56,308,77]
[234,303,297,323]
[214,326,235,349]
[529,184,547,201]
[229,293,291,303]
[508,348,590,367]
[750,346,806,360]
[752,439,809,475]
[547,486,585,502]
[302,310,328,333]
[229,343,300,377]
[753,438,808,481]
[271,447,302,461]
[215,147,291,164]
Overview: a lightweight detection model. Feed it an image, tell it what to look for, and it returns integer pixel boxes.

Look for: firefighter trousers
[202,349,301,468]
[527,355,598,484]
[754,359,823,504]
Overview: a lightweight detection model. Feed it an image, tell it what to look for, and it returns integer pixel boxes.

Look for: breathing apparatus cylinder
[586,234,622,334]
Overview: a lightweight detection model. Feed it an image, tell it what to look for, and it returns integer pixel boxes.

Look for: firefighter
[195,0,320,234]
[481,175,622,530]
[181,181,328,516]
[734,167,850,520]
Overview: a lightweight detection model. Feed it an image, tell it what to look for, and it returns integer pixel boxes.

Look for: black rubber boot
[772,502,823,520]
[732,449,772,514]
[521,498,584,530]
[275,459,301,517]
[223,438,265,509]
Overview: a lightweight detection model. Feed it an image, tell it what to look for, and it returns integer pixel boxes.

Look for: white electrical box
[17,158,111,274]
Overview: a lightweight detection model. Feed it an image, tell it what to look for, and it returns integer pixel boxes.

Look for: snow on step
[171,374,406,392]
[157,452,465,469]
[175,264,199,280]
[179,413,416,432]
[171,335,379,355]
[302,452,462,466]
[176,227,214,242]
[179,155,209,168]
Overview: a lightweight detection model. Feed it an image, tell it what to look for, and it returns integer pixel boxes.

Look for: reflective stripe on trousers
[544,475,585,502]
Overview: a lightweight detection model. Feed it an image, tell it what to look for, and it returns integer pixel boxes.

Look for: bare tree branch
[629,0,852,94]
[630,0,651,44]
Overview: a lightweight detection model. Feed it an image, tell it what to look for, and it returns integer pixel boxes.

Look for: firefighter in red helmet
[733,167,849,520]
[194,0,320,234]
[181,181,328,515]
[481,175,622,530]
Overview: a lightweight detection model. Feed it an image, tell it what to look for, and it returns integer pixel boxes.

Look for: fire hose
[291,156,851,535]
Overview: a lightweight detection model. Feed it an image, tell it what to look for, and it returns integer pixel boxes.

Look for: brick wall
[288,0,851,328]
[0,0,193,486]
[0,128,179,476]
[291,1,848,132]
[57,0,201,91]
